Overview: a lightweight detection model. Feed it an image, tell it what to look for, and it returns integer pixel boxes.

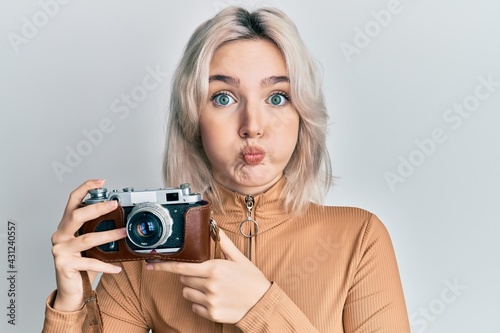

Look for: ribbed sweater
[43,178,410,332]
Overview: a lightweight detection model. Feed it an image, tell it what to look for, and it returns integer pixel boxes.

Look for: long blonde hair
[163,6,332,214]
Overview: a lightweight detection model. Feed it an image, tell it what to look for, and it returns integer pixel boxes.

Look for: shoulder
[303,203,390,244]
[307,203,372,218]
[305,203,380,227]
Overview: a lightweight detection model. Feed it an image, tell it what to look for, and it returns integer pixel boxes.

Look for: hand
[146,229,271,324]
[50,179,127,312]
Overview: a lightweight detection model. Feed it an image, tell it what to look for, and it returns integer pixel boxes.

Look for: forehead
[209,39,288,78]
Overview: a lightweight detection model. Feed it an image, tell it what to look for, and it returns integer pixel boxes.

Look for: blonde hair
[163,6,332,214]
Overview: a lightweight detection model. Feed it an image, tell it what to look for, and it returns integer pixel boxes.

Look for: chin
[235,170,281,188]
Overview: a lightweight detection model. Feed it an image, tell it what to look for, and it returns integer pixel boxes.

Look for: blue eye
[267,93,289,106]
[211,93,235,106]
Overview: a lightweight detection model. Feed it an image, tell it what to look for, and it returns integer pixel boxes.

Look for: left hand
[146,229,271,323]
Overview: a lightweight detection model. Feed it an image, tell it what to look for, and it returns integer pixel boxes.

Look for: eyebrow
[261,76,290,87]
[209,75,240,87]
[208,75,290,88]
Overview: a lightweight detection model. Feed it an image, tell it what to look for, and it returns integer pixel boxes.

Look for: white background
[1,0,499,332]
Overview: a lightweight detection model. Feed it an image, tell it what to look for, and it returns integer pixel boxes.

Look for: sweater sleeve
[42,290,87,333]
[42,263,150,333]
[42,289,149,333]
[236,282,320,333]
[342,214,410,332]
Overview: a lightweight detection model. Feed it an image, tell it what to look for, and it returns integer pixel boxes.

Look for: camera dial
[85,188,108,204]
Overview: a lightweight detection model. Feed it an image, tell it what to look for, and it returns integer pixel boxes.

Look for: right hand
[50,179,127,312]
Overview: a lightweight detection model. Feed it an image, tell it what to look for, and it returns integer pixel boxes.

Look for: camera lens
[126,203,173,249]
[137,219,156,237]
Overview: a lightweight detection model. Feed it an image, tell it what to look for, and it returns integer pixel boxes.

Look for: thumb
[219,229,247,262]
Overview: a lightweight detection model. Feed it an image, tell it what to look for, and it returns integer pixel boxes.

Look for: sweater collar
[209,177,294,235]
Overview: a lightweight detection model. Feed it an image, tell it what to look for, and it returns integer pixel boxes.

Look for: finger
[182,286,208,306]
[73,227,127,252]
[58,200,118,236]
[72,200,118,228]
[71,257,123,275]
[63,179,106,218]
[55,256,122,280]
[182,287,222,320]
[146,261,209,277]
[219,229,247,262]
[53,228,126,254]
[179,275,212,293]
[191,303,210,320]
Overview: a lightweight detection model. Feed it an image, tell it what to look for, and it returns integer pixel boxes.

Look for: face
[199,39,300,195]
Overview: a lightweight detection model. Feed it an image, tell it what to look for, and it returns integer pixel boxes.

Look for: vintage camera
[79,184,212,262]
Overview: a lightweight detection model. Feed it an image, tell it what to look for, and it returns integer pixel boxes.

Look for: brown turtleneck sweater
[43,179,410,332]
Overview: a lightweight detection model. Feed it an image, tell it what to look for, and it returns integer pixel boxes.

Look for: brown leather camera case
[78,201,212,263]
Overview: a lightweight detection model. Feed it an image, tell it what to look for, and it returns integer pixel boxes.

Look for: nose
[239,101,264,138]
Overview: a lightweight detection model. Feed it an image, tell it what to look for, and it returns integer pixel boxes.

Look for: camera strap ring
[210,218,220,241]
[210,217,223,261]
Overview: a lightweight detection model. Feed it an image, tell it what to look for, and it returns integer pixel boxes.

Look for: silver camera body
[84,183,202,254]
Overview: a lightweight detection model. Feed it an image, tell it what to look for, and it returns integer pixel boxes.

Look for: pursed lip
[241,146,266,165]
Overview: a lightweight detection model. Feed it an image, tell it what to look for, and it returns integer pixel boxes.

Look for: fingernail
[146,264,153,271]
[107,200,118,208]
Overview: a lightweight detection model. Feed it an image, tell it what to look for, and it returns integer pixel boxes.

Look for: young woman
[43,6,410,332]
